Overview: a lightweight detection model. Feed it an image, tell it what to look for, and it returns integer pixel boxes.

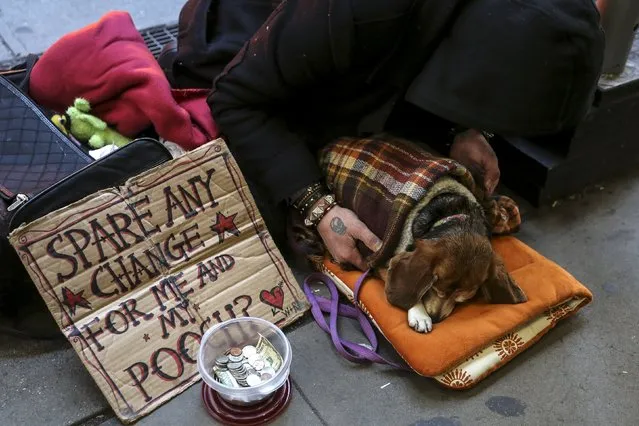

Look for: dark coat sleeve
[209,0,414,204]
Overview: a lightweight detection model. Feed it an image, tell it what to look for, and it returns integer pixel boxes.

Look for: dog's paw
[407,304,433,333]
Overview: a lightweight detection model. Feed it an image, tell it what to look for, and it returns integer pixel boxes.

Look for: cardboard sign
[9,139,309,423]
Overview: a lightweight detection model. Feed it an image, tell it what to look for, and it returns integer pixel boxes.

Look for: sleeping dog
[289,135,526,333]
[377,191,525,333]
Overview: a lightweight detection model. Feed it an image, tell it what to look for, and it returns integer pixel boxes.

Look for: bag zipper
[0,185,29,212]
[7,193,29,211]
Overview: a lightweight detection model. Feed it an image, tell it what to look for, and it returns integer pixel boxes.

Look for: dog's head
[384,234,526,322]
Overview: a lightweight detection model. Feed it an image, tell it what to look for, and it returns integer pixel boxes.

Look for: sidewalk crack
[291,377,329,426]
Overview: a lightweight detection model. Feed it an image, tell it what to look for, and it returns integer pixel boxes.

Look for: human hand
[316,205,382,271]
[449,129,500,196]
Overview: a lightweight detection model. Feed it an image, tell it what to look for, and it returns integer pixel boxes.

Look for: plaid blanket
[319,135,520,267]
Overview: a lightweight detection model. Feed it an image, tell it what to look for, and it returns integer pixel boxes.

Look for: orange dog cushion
[320,236,592,388]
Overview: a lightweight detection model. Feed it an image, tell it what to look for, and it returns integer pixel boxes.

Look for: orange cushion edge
[321,236,593,378]
[432,297,592,390]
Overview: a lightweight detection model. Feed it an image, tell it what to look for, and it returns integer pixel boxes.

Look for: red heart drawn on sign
[260,286,285,310]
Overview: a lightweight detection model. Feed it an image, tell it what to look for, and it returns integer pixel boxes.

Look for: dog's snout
[424,293,456,323]
[429,312,442,323]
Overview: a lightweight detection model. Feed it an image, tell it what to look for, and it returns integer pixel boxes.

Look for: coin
[215,356,229,369]
[248,355,263,365]
[251,359,265,371]
[261,367,276,377]
[227,362,243,370]
[229,347,243,357]
[242,345,257,358]
[246,374,261,386]
[213,367,240,388]
[260,373,273,381]
[228,354,244,363]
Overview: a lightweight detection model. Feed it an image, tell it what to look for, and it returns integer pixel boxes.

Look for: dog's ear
[481,254,527,304]
[384,240,439,310]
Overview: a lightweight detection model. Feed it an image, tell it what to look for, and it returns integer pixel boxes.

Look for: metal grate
[139,23,179,58]
[0,22,180,69]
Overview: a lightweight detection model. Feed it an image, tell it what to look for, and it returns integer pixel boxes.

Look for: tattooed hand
[316,205,382,270]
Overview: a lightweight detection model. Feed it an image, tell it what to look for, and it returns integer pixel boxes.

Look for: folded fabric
[319,136,521,267]
[320,236,593,388]
[28,11,218,150]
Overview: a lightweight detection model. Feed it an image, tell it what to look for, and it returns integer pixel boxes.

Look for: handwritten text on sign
[10,140,308,423]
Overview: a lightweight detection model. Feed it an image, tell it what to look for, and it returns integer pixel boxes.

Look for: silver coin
[248,355,263,365]
[261,367,276,376]
[242,345,257,358]
[227,362,243,370]
[246,374,261,387]
[228,354,244,363]
[251,359,265,371]
[230,372,246,380]
[215,355,229,365]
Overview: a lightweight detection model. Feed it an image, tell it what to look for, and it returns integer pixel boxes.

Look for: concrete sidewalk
[0,1,181,64]
[1,2,638,426]
[2,169,639,425]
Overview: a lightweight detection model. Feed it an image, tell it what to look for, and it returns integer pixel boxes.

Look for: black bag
[0,54,38,92]
[0,75,173,337]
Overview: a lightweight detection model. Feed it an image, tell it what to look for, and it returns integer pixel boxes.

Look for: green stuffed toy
[51,98,131,149]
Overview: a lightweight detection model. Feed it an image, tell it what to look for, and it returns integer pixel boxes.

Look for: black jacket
[208,0,603,205]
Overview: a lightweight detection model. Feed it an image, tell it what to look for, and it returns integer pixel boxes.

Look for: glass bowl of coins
[198,317,292,406]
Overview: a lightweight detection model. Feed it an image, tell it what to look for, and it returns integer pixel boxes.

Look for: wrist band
[447,127,495,149]
[291,182,323,209]
[299,190,326,215]
[304,194,337,227]
[480,130,495,140]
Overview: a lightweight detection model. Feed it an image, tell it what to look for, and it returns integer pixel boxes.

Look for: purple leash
[303,270,408,369]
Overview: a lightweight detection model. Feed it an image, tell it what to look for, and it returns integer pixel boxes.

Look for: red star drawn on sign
[61,287,92,316]
[143,333,151,342]
[210,212,240,243]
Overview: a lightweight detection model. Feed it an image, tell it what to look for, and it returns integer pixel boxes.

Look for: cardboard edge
[7,139,226,239]
[8,189,123,239]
